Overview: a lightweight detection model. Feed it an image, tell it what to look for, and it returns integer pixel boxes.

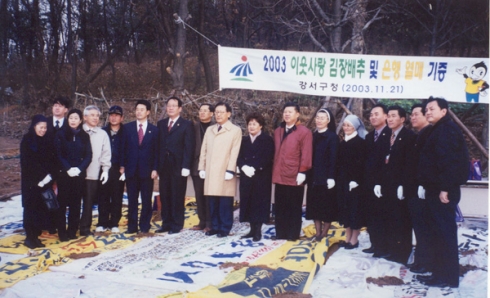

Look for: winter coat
[307,129,338,186]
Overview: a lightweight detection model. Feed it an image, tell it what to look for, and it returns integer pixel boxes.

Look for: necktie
[390,132,395,147]
[168,120,174,132]
[138,124,144,145]
[218,125,222,132]
[55,120,60,130]
[374,130,379,142]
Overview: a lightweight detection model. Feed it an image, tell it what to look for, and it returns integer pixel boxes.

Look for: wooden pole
[448,109,489,160]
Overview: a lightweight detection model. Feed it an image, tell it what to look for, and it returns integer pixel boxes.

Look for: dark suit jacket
[307,130,339,186]
[46,116,67,177]
[364,125,391,188]
[376,126,416,197]
[157,117,194,174]
[404,125,432,198]
[191,121,214,176]
[121,121,159,179]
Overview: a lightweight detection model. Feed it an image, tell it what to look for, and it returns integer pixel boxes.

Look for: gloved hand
[38,174,52,187]
[397,185,404,200]
[100,171,109,185]
[327,179,335,189]
[374,185,382,198]
[296,173,306,185]
[418,185,425,199]
[224,172,234,180]
[67,167,80,177]
[181,168,190,177]
[241,165,255,178]
[349,181,358,191]
[119,173,126,181]
[199,170,205,179]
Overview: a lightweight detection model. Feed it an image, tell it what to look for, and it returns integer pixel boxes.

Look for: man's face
[84,109,100,128]
[387,110,404,130]
[135,104,150,121]
[52,103,67,118]
[410,107,428,130]
[166,99,181,119]
[199,105,213,123]
[109,113,123,127]
[369,107,387,130]
[283,107,300,126]
[425,101,446,124]
[214,105,230,125]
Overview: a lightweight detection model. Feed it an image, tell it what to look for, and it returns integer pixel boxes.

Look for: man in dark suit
[416,97,469,288]
[120,99,159,234]
[362,103,391,256]
[190,103,214,232]
[45,96,71,234]
[156,97,194,234]
[374,105,415,264]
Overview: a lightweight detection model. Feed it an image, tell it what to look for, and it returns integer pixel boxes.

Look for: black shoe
[337,241,347,247]
[79,230,93,236]
[34,238,45,247]
[252,223,262,242]
[421,278,458,288]
[155,227,170,233]
[48,229,57,235]
[59,234,69,242]
[362,246,375,253]
[68,234,78,240]
[373,252,391,259]
[125,229,138,234]
[410,266,431,274]
[217,232,228,238]
[24,238,38,249]
[345,242,359,250]
[168,230,180,234]
[140,230,149,233]
[205,229,219,236]
[416,275,434,282]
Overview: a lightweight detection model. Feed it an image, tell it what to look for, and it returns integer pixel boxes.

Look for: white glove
[296,173,306,185]
[327,179,335,189]
[38,174,52,187]
[225,172,234,180]
[67,167,80,177]
[418,185,425,199]
[349,181,358,191]
[374,185,382,198]
[181,168,190,177]
[119,173,126,181]
[199,170,205,179]
[100,172,109,185]
[397,185,404,200]
[241,165,255,178]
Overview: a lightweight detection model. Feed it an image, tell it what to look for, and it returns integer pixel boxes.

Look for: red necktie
[168,120,174,132]
[138,124,144,145]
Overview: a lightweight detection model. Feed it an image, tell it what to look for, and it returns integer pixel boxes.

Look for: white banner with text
[218,46,489,103]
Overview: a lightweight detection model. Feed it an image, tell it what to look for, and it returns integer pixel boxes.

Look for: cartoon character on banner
[456,61,489,103]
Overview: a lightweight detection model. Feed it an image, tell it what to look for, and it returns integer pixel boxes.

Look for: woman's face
[68,113,82,129]
[342,121,356,136]
[34,122,47,137]
[315,112,329,130]
[247,119,263,136]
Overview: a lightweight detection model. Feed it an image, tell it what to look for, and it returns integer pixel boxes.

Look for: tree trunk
[167,0,189,93]
[0,0,8,103]
[197,0,214,92]
[67,0,77,98]
[330,0,342,52]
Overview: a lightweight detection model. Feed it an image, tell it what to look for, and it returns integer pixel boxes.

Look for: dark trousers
[426,187,461,286]
[23,192,45,239]
[384,195,412,263]
[126,176,154,232]
[208,196,234,234]
[159,168,187,232]
[56,174,84,237]
[80,180,98,233]
[363,186,384,252]
[407,195,434,269]
[98,166,125,228]
[192,175,211,229]
[274,184,304,240]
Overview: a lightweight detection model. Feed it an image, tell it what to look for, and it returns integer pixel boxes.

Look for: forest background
[0,0,488,195]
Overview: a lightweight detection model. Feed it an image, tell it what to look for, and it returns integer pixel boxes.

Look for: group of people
[21,96,468,289]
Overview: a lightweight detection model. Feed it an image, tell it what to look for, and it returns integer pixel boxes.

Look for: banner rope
[175,16,219,47]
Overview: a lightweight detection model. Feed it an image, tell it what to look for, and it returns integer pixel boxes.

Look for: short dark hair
[135,99,151,111]
[427,96,448,110]
[371,103,388,114]
[200,103,214,113]
[167,96,182,107]
[246,112,266,127]
[411,103,426,115]
[53,96,71,108]
[388,105,407,119]
[67,108,83,123]
[215,102,232,113]
[283,102,300,113]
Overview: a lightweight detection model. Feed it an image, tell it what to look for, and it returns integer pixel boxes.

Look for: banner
[219,46,490,103]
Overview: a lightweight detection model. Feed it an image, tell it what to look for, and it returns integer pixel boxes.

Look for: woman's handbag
[41,188,59,211]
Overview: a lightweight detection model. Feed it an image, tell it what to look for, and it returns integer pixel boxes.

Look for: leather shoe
[217,232,228,238]
[125,229,138,234]
[168,230,180,235]
[155,227,170,233]
[35,239,45,247]
[344,242,359,250]
[79,230,93,236]
[421,278,457,288]
[373,252,391,258]
[68,234,78,240]
[59,234,69,242]
[416,275,434,282]
[410,265,431,274]
[140,230,149,233]
[362,246,375,253]
[24,239,38,249]
[205,229,219,236]
[48,229,57,235]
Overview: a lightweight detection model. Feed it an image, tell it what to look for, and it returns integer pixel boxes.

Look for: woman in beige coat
[198,102,242,237]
